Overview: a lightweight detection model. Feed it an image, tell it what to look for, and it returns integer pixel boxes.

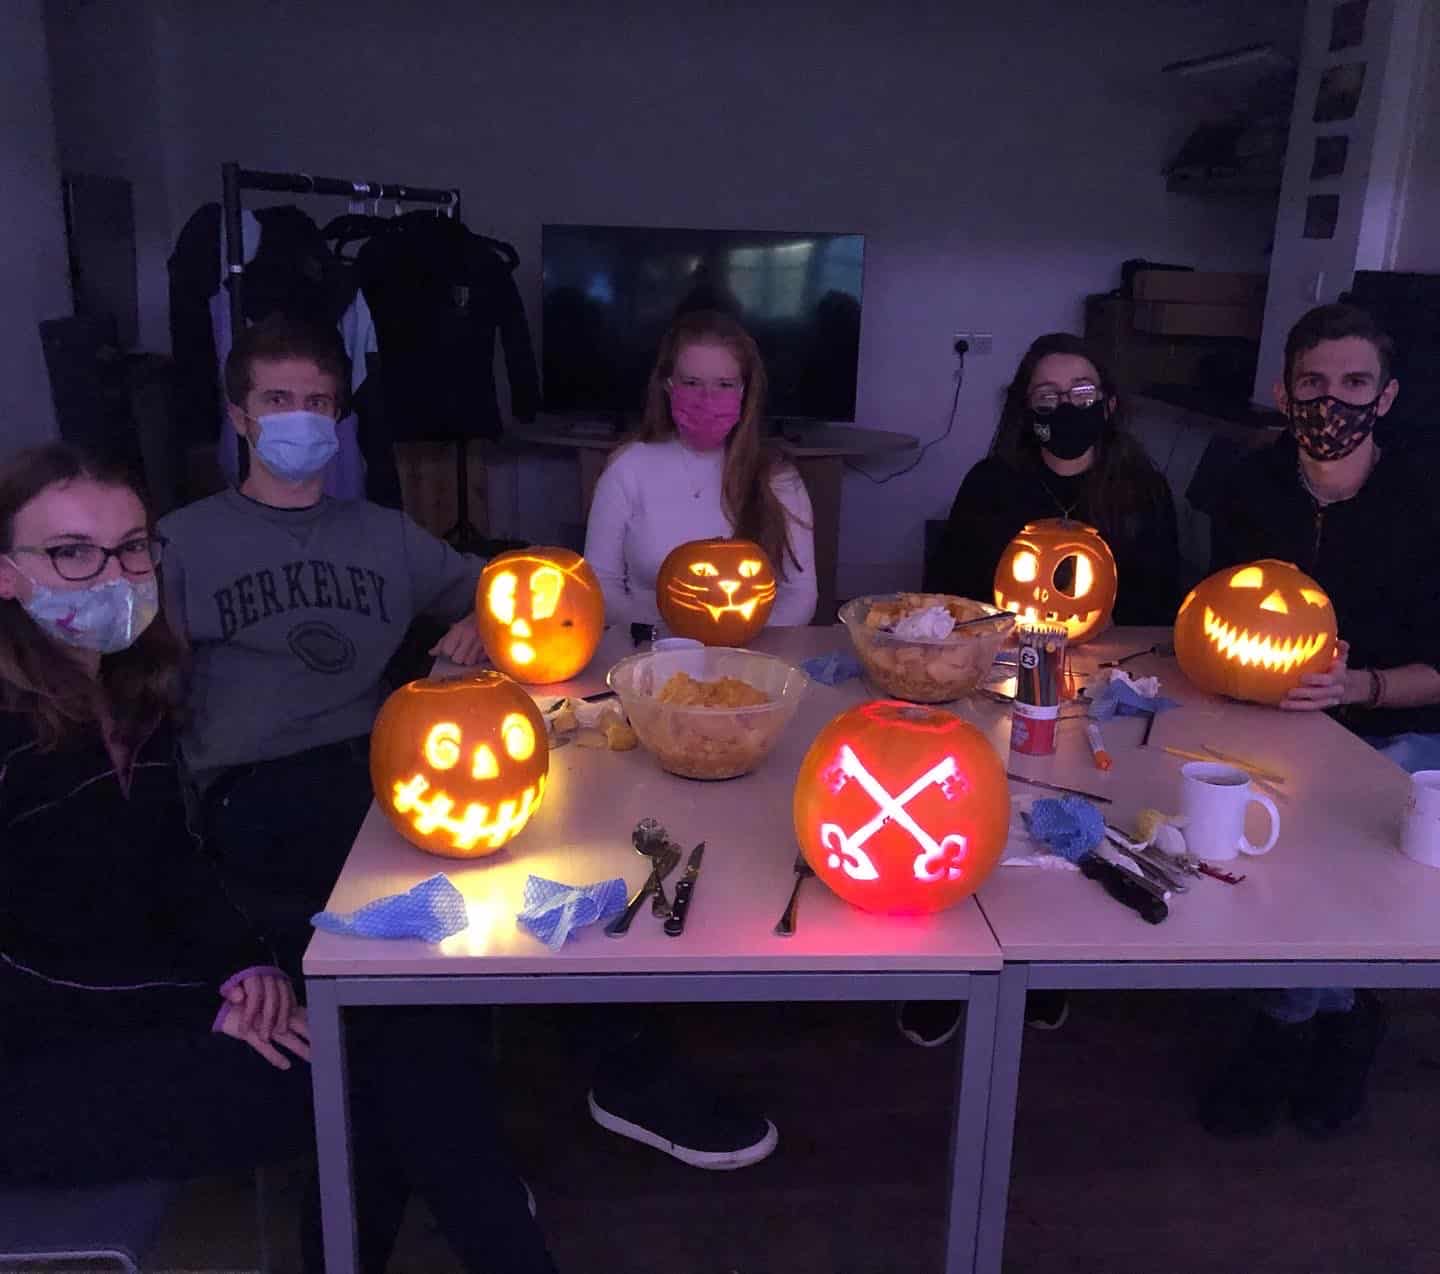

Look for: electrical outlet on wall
[952,331,993,356]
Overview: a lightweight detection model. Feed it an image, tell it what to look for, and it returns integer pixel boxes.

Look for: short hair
[1284,303,1396,388]
[223,314,351,407]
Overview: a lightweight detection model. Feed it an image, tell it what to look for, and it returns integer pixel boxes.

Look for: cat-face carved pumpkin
[1174,559,1337,705]
[993,518,1117,644]
[656,538,777,646]
[370,673,549,857]
[476,548,604,684]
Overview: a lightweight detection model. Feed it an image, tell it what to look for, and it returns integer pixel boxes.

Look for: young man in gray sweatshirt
[160,316,486,970]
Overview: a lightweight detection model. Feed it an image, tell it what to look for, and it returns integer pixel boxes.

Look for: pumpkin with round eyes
[1174,559,1337,705]
[993,518,1118,644]
[476,547,605,684]
[370,672,549,857]
[656,538,777,646]
[792,700,1010,914]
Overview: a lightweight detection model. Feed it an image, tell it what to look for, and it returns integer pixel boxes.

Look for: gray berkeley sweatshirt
[159,490,481,784]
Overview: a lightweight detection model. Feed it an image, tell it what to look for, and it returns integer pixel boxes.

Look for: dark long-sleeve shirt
[939,455,1181,625]
[0,713,271,1050]
[1208,435,1440,738]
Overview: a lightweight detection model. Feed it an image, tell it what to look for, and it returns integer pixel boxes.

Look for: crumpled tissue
[801,652,863,686]
[517,874,626,949]
[1088,668,1179,721]
[311,873,469,942]
[892,605,956,642]
[1022,796,1107,861]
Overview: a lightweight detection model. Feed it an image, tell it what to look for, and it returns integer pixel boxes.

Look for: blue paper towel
[1023,797,1106,860]
[517,874,627,949]
[801,652,863,686]
[311,873,469,942]
[1087,679,1178,721]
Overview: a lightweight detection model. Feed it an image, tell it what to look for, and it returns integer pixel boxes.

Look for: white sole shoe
[586,1090,779,1170]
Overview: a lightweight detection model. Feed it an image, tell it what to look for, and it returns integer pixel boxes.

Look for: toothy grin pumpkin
[1173,560,1337,705]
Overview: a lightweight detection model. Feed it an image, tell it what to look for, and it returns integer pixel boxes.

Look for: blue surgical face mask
[250,410,339,481]
[12,573,160,654]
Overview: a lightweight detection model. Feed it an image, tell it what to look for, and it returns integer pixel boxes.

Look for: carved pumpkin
[476,547,605,685]
[656,538,777,646]
[1174,559,1337,706]
[371,672,549,858]
[994,518,1117,644]
[792,700,1010,915]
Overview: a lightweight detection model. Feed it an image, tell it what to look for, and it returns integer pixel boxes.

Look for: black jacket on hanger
[355,213,539,442]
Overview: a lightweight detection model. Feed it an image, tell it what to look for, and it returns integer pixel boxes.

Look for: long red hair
[630,310,806,573]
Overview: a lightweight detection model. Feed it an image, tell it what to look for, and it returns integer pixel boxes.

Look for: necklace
[675,443,708,501]
[1036,473,1081,520]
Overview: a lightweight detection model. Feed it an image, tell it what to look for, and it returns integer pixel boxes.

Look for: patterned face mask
[1288,393,1381,461]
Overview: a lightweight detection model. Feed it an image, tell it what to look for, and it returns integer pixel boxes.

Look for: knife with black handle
[663,843,706,937]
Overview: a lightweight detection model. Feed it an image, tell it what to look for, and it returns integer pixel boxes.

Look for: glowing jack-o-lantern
[994,518,1118,644]
[1174,559,1337,706]
[656,537,777,646]
[370,672,549,858]
[476,547,604,684]
[792,700,1010,915]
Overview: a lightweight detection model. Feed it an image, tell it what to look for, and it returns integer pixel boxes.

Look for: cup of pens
[1010,623,1067,756]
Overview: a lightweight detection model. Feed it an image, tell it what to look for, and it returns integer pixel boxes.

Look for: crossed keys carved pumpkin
[792,701,1009,914]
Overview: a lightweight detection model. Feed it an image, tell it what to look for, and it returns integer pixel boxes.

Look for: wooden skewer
[1162,746,1289,801]
[1199,745,1286,784]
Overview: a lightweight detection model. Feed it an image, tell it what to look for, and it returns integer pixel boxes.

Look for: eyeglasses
[9,535,165,582]
[1028,383,1101,414]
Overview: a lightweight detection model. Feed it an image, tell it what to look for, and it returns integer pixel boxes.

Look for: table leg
[974,963,1030,1274]
[943,973,999,1274]
[307,978,359,1274]
[792,455,841,624]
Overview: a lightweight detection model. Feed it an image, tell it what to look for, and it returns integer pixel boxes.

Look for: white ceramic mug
[1179,761,1281,862]
[1400,770,1440,868]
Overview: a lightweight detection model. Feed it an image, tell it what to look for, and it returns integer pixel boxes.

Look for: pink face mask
[669,384,742,451]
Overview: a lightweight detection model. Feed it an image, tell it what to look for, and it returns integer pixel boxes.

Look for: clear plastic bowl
[607,647,808,780]
[838,594,1015,703]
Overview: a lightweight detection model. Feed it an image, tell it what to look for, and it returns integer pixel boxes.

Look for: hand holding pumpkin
[430,616,487,666]
[1280,639,1366,711]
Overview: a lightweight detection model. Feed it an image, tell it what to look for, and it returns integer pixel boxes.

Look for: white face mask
[12,573,160,654]
[250,410,339,481]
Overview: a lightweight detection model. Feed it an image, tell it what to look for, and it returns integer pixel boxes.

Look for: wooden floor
[150,990,1440,1274]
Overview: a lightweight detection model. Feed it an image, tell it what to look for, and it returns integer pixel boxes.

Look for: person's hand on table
[222,970,295,1040]
[219,1001,311,1070]
[1280,640,1366,711]
[430,617,486,666]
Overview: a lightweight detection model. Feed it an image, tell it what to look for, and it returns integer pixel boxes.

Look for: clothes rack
[221,162,487,550]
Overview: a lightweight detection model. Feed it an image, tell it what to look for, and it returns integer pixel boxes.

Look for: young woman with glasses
[937,332,1179,625]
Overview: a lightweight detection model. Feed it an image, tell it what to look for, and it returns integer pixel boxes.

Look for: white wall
[89,0,1297,589]
[45,0,179,354]
[1391,5,1440,272]
[0,0,69,454]
[1254,0,1435,399]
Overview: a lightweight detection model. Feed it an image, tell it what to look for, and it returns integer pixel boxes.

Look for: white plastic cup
[1400,770,1440,868]
[1179,761,1281,861]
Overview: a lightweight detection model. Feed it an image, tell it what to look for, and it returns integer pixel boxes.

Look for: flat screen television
[541,224,865,422]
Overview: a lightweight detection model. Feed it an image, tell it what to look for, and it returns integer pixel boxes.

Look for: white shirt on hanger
[583,438,818,627]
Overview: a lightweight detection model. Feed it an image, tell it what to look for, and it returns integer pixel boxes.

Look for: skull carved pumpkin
[371,672,549,858]
[993,518,1117,644]
[476,547,605,684]
[1174,559,1337,705]
[792,700,1010,915]
[656,538,777,646]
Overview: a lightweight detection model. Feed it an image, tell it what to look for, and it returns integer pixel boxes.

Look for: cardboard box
[1133,300,1262,341]
[1132,270,1267,305]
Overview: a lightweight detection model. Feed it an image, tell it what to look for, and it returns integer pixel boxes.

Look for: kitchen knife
[663,843,706,937]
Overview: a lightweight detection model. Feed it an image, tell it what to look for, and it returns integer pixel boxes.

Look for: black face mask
[1032,402,1103,461]
[1289,393,1381,461]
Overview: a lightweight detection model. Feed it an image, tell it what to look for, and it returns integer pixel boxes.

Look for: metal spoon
[631,820,681,918]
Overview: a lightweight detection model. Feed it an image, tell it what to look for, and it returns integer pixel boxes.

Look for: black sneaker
[1024,990,1070,1031]
[896,1001,963,1047]
[1198,1011,1311,1138]
[1291,990,1387,1139]
[588,1066,778,1171]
